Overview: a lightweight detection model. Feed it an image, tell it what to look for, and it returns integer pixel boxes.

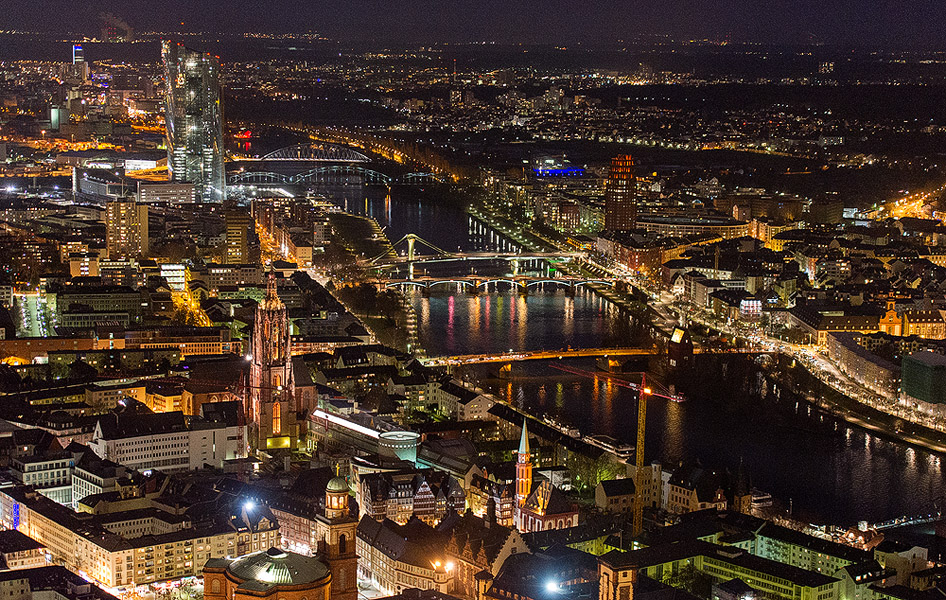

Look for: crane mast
[633,374,650,536]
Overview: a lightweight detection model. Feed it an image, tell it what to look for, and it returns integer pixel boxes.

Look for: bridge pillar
[408,262,415,280]
[468,280,481,296]
[511,257,520,277]
[421,282,431,298]
[597,356,622,372]
[498,363,512,379]
[565,282,576,297]
[517,280,529,296]
[407,236,416,262]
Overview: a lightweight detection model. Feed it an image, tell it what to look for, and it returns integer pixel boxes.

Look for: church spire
[515,417,533,520]
[263,271,282,310]
[518,418,530,456]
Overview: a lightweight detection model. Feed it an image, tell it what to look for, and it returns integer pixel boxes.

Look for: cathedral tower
[248,273,294,451]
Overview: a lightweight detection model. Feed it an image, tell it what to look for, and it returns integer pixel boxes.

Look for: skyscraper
[105,199,149,259]
[604,154,636,231]
[71,44,89,80]
[161,41,225,203]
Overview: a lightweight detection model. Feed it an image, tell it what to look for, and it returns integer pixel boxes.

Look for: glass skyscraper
[161,41,225,203]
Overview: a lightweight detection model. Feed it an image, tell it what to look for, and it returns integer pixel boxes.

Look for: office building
[105,199,148,259]
[138,182,196,205]
[71,44,89,80]
[598,540,841,600]
[226,211,253,264]
[89,401,242,473]
[161,41,226,203]
[604,155,636,232]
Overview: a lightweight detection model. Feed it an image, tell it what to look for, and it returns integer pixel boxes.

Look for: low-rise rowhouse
[356,516,453,596]
[599,540,841,600]
[433,379,496,421]
[595,478,636,514]
[664,465,727,515]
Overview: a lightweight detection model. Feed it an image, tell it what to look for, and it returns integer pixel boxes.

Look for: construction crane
[634,374,649,536]
[549,364,683,535]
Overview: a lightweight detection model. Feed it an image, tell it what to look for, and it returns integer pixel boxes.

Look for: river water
[326,184,946,526]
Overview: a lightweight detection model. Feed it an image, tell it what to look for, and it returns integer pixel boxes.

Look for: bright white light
[244,500,255,512]
[545,581,560,593]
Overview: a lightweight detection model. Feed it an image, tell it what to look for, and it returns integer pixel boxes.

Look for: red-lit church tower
[514,419,533,530]
[248,273,295,451]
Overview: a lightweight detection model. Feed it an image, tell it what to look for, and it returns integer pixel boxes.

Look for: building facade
[161,42,226,203]
[604,155,636,232]
[105,199,148,259]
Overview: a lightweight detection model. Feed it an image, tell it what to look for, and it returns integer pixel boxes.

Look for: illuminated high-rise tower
[161,41,225,203]
[604,154,636,231]
[105,199,148,259]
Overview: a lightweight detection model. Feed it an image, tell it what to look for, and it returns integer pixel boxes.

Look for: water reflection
[334,181,944,525]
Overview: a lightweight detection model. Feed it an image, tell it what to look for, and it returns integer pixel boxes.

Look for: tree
[662,565,713,599]
[68,359,98,382]
[566,452,626,495]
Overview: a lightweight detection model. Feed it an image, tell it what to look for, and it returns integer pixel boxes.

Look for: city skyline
[4,9,946,600]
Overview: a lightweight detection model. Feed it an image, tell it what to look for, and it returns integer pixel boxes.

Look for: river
[324,183,946,526]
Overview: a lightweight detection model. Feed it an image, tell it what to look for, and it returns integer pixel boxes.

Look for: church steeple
[515,419,533,517]
[519,418,530,455]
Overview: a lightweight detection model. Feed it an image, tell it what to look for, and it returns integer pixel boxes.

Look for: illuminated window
[272,402,281,435]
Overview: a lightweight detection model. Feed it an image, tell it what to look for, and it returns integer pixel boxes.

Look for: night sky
[4,0,946,48]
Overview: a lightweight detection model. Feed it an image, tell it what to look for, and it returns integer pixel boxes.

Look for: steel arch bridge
[259,143,370,162]
[296,165,392,185]
[228,166,393,186]
[402,172,445,184]
[383,277,617,291]
[228,171,288,185]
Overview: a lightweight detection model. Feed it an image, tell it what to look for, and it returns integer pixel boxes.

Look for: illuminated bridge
[256,143,370,162]
[420,345,771,367]
[369,251,582,267]
[229,166,394,186]
[228,169,446,188]
[382,275,620,294]
[366,233,583,268]
[420,347,660,367]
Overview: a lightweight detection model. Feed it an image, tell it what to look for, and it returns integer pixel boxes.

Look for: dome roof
[326,476,349,493]
[228,547,329,586]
